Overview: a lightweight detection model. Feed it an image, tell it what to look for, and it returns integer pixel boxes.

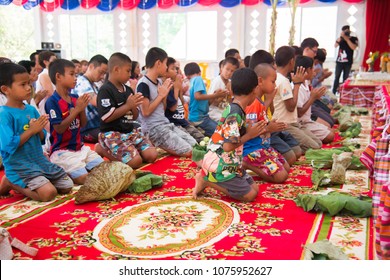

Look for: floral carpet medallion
[93,197,239,258]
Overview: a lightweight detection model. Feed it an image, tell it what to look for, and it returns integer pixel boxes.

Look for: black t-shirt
[164,89,189,127]
[336,36,358,65]
[97,81,140,133]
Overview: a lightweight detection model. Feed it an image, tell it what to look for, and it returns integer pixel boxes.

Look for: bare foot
[0,176,13,196]
[192,171,206,199]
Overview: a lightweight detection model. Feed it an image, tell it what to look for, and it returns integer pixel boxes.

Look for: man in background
[332,25,358,94]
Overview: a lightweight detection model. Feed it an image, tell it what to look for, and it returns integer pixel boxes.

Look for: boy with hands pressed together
[45,59,104,185]
[96,52,157,168]
[0,63,73,201]
[273,46,322,153]
[193,68,267,202]
[137,47,196,157]
[243,64,290,183]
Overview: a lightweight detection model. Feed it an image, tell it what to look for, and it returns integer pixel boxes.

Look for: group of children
[0,40,336,203]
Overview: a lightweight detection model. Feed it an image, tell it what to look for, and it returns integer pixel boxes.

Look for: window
[266,5,338,58]
[158,11,218,61]
[301,6,338,59]
[58,14,114,60]
[0,5,36,61]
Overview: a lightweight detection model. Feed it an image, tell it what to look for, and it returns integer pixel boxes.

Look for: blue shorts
[196,116,218,137]
[270,131,299,155]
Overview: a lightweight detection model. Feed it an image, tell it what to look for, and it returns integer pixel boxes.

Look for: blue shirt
[188,76,209,122]
[71,75,101,135]
[165,89,189,127]
[0,105,66,188]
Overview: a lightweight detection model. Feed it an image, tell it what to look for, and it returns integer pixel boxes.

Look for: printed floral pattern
[0,148,373,260]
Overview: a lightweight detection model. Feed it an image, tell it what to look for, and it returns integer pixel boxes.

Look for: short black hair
[0,63,28,92]
[342,25,350,31]
[231,68,258,96]
[292,45,303,56]
[38,50,56,69]
[249,50,274,70]
[294,55,314,73]
[145,47,168,69]
[130,61,140,79]
[108,52,131,72]
[300,38,319,50]
[29,52,38,62]
[314,48,327,63]
[71,59,80,64]
[167,57,176,68]
[48,59,75,85]
[184,62,201,76]
[0,57,12,64]
[244,55,251,68]
[89,54,108,67]
[221,57,240,69]
[225,48,239,58]
[275,46,295,67]
[18,60,35,74]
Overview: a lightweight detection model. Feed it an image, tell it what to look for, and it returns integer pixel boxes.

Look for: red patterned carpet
[0,151,374,260]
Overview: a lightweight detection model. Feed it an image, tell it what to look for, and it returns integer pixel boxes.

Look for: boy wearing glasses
[300,37,319,59]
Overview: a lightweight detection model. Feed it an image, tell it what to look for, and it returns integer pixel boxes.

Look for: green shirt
[204,103,246,182]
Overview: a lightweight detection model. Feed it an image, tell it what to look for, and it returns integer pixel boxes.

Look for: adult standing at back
[72,55,108,143]
[332,25,358,94]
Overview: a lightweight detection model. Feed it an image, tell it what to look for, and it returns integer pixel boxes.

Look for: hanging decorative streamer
[219,0,240,8]
[0,0,367,10]
[12,0,28,6]
[317,0,337,3]
[241,0,260,6]
[81,0,100,8]
[263,0,286,6]
[176,0,197,7]
[121,0,140,9]
[198,0,220,6]
[96,0,120,11]
[158,0,174,9]
[61,0,80,9]
[40,0,64,12]
[138,0,157,9]
[23,0,43,10]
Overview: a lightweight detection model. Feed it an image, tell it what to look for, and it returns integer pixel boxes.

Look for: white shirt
[273,72,298,124]
[297,81,312,123]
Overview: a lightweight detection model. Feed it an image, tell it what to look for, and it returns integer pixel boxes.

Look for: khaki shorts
[27,175,73,191]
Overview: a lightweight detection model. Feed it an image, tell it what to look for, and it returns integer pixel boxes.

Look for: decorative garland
[0,0,364,11]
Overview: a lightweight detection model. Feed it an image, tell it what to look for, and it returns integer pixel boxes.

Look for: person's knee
[39,187,58,202]
[323,131,335,144]
[240,188,258,202]
[127,155,143,169]
[282,150,297,166]
[241,192,258,202]
[142,148,158,163]
[72,174,88,185]
[272,170,288,184]
[57,187,72,195]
